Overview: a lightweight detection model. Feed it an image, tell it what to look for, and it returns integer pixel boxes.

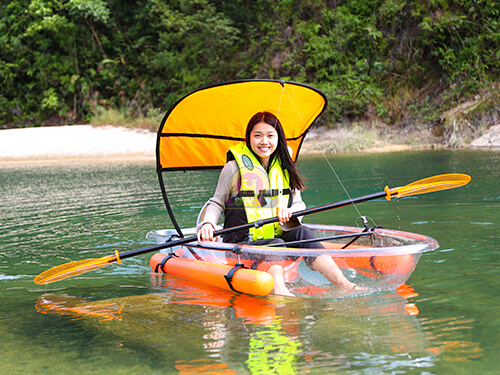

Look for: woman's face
[249,122,278,166]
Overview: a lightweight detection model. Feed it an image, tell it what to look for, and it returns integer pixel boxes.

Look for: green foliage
[68,0,110,22]
[0,0,498,132]
[147,0,240,100]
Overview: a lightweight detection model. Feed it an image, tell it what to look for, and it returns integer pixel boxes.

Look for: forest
[1,0,499,146]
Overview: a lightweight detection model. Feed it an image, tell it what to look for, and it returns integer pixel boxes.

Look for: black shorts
[229,225,324,268]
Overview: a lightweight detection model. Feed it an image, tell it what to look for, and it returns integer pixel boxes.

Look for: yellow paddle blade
[34,256,116,285]
[387,173,471,200]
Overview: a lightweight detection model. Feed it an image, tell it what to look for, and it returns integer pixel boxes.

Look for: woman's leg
[281,226,361,291]
[250,238,294,296]
[280,225,322,249]
[267,264,294,296]
[310,254,357,290]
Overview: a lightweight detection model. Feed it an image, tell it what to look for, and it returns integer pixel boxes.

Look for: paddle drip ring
[115,250,121,265]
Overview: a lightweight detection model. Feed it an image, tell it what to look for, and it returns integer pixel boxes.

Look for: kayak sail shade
[156,79,327,236]
[156,80,327,171]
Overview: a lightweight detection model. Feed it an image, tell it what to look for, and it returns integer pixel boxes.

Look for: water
[0,149,498,374]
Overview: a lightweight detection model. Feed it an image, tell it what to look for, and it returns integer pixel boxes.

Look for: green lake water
[0,149,498,374]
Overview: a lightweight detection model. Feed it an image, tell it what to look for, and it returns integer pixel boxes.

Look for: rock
[470,124,500,148]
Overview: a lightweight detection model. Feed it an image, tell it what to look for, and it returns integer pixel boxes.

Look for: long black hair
[245,111,305,191]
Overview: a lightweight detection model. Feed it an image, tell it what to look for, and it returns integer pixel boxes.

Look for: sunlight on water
[0,149,498,374]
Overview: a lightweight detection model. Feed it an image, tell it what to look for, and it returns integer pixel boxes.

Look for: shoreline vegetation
[88,87,500,152]
[84,85,500,154]
[2,1,499,152]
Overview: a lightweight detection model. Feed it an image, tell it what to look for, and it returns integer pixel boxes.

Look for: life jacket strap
[238,188,290,197]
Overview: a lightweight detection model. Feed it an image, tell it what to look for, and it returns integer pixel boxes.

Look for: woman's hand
[277,207,293,225]
[197,223,217,242]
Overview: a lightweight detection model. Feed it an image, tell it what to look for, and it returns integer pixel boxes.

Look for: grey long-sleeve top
[196,160,306,232]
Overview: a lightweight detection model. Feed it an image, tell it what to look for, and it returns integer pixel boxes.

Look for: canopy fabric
[156,80,327,171]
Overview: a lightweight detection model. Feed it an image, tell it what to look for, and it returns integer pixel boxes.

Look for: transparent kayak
[147,223,439,298]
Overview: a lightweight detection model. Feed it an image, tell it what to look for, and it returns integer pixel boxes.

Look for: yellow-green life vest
[228,143,291,240]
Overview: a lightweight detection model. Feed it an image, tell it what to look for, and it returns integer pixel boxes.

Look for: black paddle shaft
[116,190,388,261]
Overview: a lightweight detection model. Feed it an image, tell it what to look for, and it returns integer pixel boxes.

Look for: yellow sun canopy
[157,80,327,171]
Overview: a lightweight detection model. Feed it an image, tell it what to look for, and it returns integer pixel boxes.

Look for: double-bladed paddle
[34,173,470,285]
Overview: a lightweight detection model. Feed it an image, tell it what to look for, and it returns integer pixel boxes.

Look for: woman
[197,111,359,296]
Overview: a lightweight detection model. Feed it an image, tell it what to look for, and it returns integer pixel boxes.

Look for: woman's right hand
[197,223,216,242]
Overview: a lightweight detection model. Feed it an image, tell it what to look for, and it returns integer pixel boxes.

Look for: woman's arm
[196,161,239,240]
[279,189,306,230]
[289,189,307,212]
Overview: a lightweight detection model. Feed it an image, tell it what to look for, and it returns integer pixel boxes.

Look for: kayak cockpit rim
[146,223,440,258]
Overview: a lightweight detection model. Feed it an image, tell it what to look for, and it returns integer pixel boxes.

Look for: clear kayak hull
[147,224,439,298]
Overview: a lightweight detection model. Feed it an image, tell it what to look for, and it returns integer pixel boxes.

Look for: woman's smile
[249,122,278,167]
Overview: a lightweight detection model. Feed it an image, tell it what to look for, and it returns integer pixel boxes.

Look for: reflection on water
[36,294,124,322]
[422,316,484,363]
[34,276,483,373]
[0,150,497,374]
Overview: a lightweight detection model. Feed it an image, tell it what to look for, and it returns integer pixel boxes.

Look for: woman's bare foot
[337,284,369,297]
[273,286,295,297]
[268,264,295,297]
[312,254,368,292]
[352,285,369,291]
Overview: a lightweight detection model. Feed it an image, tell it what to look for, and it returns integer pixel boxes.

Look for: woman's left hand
[277,207,293,225]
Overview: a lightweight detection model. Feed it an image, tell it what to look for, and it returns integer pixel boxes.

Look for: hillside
[1,1,498,147]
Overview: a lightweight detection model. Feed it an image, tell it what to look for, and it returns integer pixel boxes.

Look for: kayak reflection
[35,280,439,374]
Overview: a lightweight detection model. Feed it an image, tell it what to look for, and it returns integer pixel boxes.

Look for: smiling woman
[196,110,364,296]
[196,111,308,295]
[248,121,278,168]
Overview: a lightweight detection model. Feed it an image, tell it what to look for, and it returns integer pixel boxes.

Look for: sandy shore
[0,125,156,164]
[0,124,429,164]
[1,123,498,165]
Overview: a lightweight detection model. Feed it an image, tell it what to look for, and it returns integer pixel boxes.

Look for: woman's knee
[293,225,315,239]
[267,264,285,275]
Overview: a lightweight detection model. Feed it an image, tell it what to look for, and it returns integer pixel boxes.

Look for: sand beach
[0,125,156,164]
[1,123,498,165]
